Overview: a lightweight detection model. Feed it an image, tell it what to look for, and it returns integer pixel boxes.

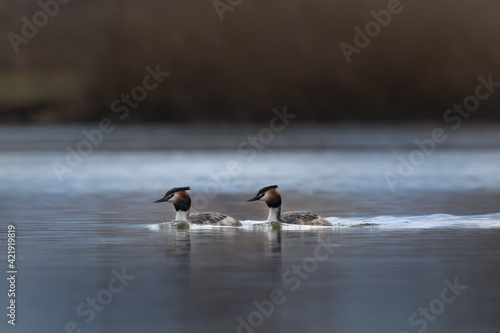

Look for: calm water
[0,123,499,333]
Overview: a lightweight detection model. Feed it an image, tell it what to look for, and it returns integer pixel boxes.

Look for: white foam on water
[146,220,332,231]
[147,213,500,231]
[325,213,500,229]
[147,222,241,231]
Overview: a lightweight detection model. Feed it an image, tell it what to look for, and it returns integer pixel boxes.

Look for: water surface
[0,124,499,333]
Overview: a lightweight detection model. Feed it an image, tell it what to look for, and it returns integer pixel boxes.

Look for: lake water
[0,123,499,333]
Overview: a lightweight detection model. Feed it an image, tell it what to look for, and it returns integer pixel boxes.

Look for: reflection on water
[149,227,341,333]
[0,124,499,332]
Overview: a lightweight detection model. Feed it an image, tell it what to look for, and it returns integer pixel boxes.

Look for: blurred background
[1,0,500,123]
[2,3,500,333]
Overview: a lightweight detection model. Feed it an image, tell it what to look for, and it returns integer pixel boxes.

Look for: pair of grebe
[153,185,331,226]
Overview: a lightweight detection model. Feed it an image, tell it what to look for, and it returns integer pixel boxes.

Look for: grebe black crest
[247,185,332,226]
[154,186,241,226]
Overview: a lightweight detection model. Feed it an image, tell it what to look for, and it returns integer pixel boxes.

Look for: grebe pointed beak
[247,195,261,202]
[153,197,168,203]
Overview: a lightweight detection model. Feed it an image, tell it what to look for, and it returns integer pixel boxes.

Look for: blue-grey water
[0,123,499,333]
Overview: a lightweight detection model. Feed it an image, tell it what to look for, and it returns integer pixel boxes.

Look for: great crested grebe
[154,186,241,226]
[247,185,332,226]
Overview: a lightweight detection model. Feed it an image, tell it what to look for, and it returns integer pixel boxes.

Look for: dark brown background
[1,0,499,123]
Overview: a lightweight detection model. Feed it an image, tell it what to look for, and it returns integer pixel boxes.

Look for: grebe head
[247,185,282,208]
[154,186,191,212]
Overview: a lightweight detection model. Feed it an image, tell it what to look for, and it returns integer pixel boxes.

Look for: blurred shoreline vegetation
[1,0,499,123]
